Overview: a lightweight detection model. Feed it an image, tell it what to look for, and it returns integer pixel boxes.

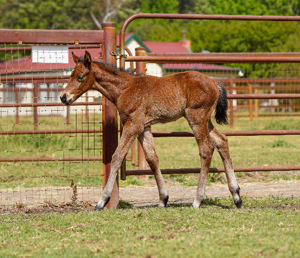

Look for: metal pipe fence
[122,51,300,179]
[118,14,300,180]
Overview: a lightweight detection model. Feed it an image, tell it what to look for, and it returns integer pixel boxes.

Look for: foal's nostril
[60,93,67,103]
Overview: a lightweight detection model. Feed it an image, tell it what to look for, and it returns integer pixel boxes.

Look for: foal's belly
[144,103,186,126]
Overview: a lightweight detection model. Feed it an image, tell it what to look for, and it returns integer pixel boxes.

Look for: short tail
[215,81,228,125]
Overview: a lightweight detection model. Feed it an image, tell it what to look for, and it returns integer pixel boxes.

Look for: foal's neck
[92,63,134,104]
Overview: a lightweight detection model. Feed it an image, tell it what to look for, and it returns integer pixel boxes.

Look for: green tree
[141,0,178,13]
[0,0,94,29]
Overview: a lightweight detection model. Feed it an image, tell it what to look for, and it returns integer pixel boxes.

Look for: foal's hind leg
[185,109,215,208]
[208,120,242,208]
[138,127,169,207]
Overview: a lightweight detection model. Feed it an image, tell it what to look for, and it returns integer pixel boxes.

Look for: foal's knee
[199,143,214,161]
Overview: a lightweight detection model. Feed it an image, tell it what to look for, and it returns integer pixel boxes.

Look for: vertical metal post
[85,92,89,123]
[135,48,148,171]
[255,89,259,118]
[248,83,253,121]
[33,83,38,128]
[102,22,119,209]
[15,90,19,124]
[229,76,234,127]
[66,105,70,124]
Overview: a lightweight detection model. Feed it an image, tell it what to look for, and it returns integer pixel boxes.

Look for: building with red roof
[0,33,241,116]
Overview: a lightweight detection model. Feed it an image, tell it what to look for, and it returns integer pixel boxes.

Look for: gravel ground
[0,180,299,213]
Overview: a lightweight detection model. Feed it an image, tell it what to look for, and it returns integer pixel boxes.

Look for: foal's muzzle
[60,93,71,105]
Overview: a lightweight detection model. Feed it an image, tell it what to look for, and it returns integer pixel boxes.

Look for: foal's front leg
[95,122,142,210]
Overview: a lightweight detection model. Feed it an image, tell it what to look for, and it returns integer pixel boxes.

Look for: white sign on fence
[32,45,69,64]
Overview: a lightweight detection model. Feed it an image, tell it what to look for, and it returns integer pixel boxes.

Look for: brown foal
[60,51,242,210]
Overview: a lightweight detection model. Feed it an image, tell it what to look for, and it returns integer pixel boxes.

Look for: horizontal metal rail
[3,76,300,85]
[0,129,102,135]
[126,165,300,176]
[0,29,104,44]
[152,130,300,137]
[0,88,64,92]
[0,157,102,162]
[1,130,299,137]
[0,75,69,84]
[224,78,300,84]
[0,44,101,52]
[126,55,300,63]
[0,101,102,108]
[227,94,300,99]
[2,77,300,87]
[148,52,300,57]
[227,85,300,91]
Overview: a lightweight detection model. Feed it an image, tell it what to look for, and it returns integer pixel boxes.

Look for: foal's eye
[77,75,84,82]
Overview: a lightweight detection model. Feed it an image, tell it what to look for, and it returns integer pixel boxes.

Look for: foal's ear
[72,52,79,64]
[84,51,92,70]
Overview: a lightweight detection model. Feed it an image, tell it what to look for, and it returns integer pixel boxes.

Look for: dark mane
[78,56,136,75]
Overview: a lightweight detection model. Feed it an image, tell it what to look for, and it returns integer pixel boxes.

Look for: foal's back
[117,71,219,126]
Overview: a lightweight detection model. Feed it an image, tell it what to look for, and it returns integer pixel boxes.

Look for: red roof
[143,41,237,72]
[0,48,102,75]
[144,41,190,53]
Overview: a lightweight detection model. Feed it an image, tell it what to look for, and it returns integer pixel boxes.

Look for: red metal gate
[119,14,300,180]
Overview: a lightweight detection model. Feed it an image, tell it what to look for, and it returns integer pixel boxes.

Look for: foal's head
[60,51,94,105]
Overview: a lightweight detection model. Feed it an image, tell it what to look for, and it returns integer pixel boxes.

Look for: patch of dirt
[0,201,94,214]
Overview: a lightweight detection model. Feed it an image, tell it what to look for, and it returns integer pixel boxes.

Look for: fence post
[33,82,38,127]
[248,83,253,121]
[135,47,148,173]
[66,105,70,124]
[229,76,234,127]
[15,90,19,124]
[255,89,259,118]
[102,22,119,209]
[85,92,89,123]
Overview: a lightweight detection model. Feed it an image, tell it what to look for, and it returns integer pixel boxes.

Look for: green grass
[0,197,299,257]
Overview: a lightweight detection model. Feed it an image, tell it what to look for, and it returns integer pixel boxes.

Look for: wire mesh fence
[0,42,104,207]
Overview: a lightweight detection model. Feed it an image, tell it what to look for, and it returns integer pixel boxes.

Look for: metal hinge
[111,52,127,60]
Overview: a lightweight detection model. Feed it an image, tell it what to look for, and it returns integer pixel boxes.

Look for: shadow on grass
[119,197,233,210]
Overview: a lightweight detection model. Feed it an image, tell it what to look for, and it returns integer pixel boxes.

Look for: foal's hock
[60,51,242,210]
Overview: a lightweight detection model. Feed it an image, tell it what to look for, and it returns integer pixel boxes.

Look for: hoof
[158,195,169,208]
[235,199,243,209]
[192,200,201,208]
[95,197,110,211]
[234,187,242,208]
[95,204,104,211]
